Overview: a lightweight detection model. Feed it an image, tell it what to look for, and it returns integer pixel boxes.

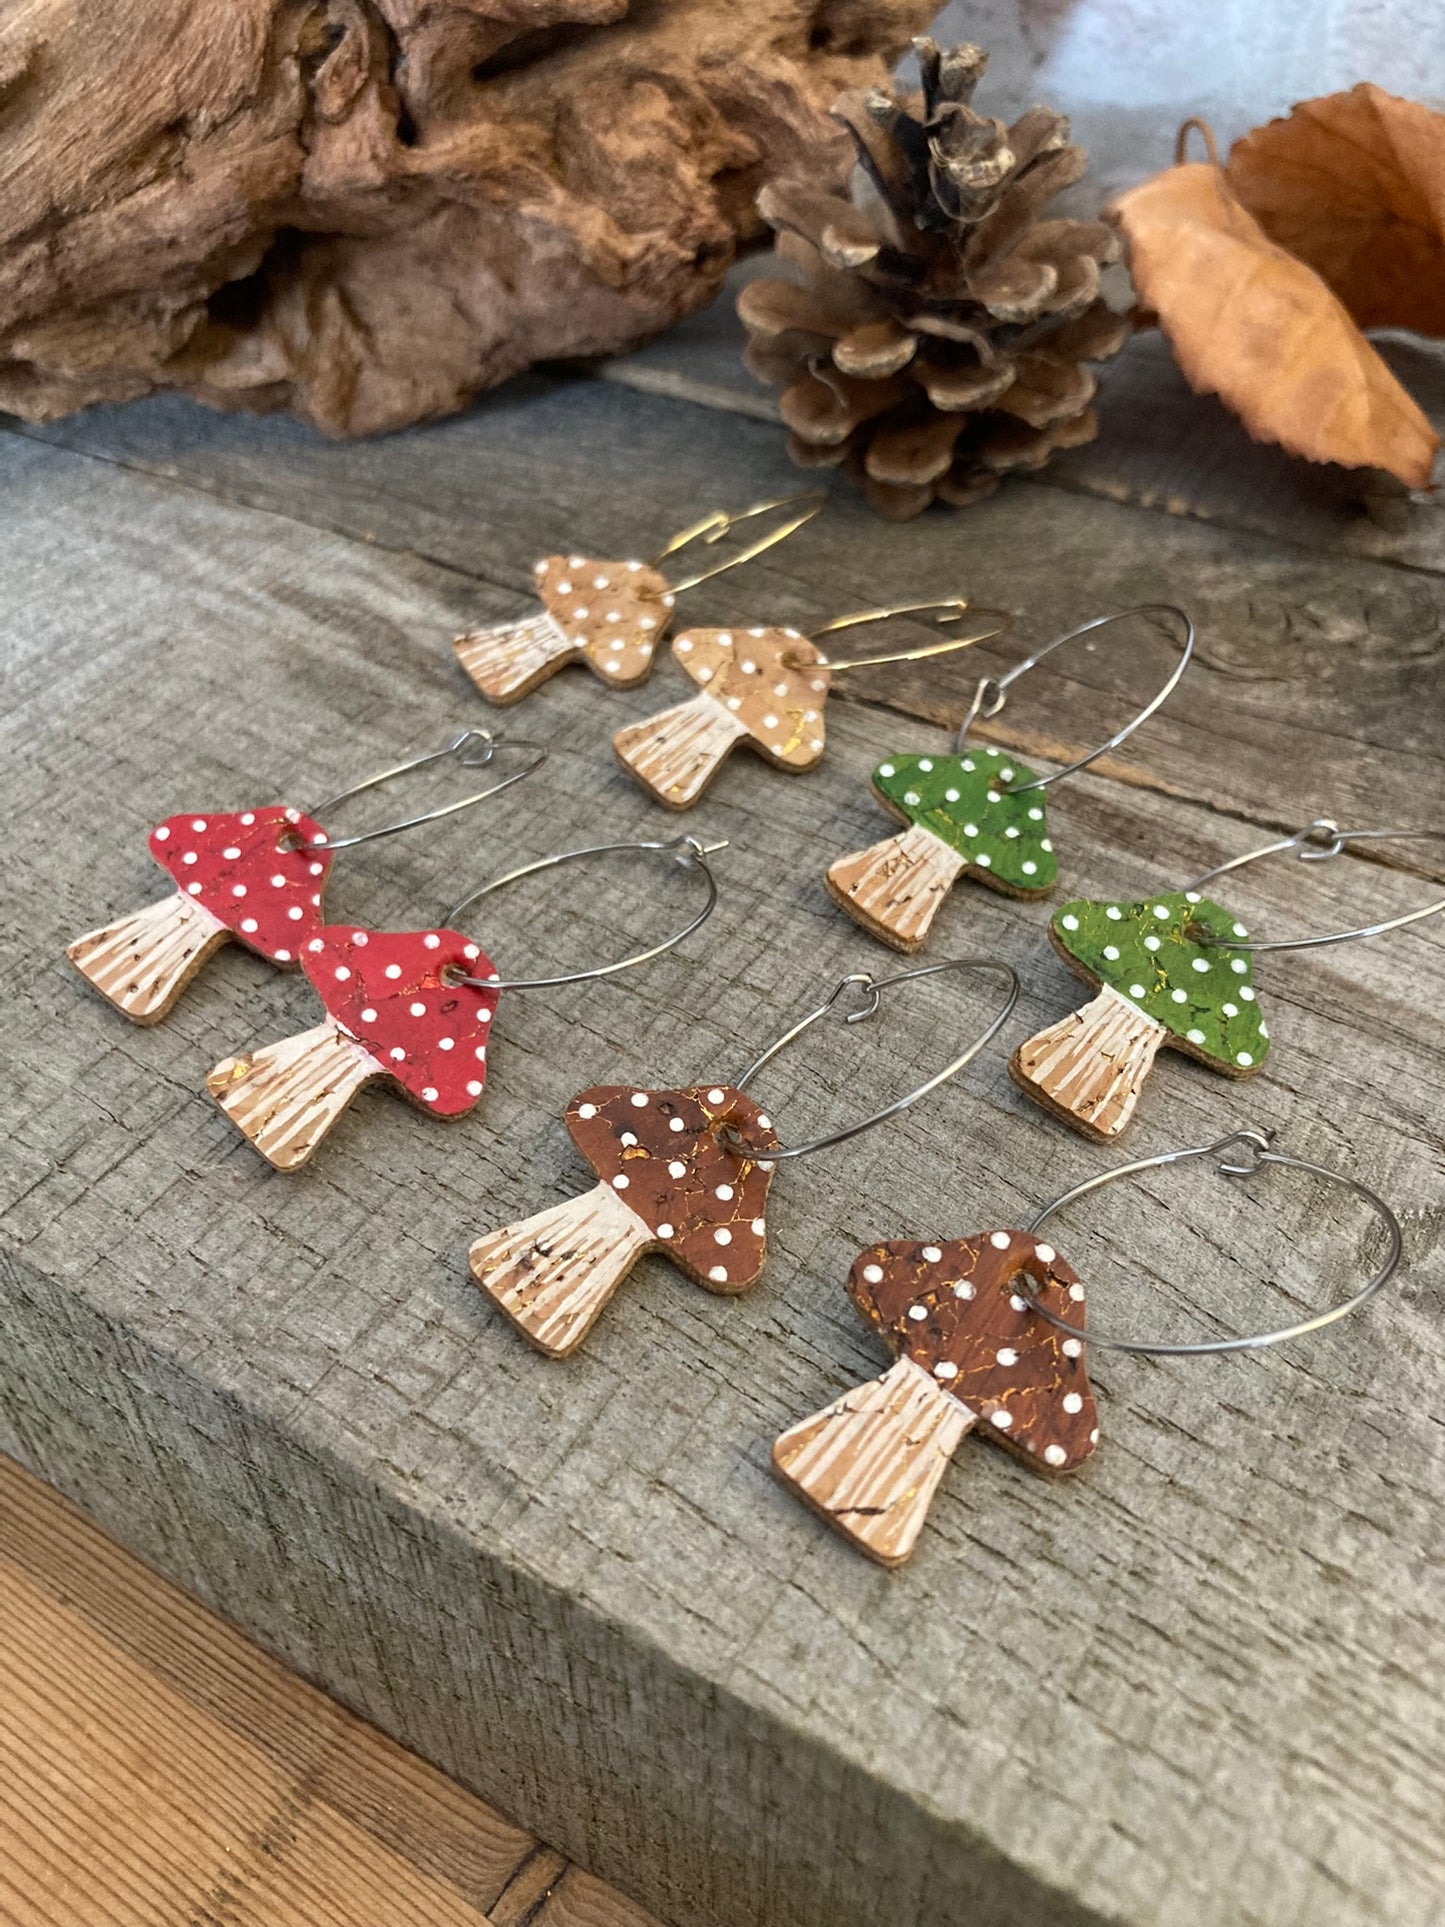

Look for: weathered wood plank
[0,1454,659,1927]
[2,432,1444,1927]
[6,375,1444,873]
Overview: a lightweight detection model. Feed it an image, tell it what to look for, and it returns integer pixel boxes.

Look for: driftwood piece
[3,382,1445,1927]
[0,0,935,436]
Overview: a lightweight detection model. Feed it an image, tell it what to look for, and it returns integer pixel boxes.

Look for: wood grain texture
[0,1453,660,1927]
[2,374,1445,1927]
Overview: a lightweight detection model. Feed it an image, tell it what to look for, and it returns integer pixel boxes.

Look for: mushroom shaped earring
[453,491,824,705]
[773,1125,1402,1567]
[1011,818,1445,1141]
[469,957,1018,1358]
[612,601,1005,811]
[827,606,1195,952]
[66,730,546,1026]
[204,833,726,1171]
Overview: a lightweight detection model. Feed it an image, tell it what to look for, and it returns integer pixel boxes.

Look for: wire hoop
[955,604,1195,788]
[806,601,1009,673]
[720,957,1019,1162]
[1015,1127,1402,1356]
[655,490,826,594]
[1186,819,1445,951]
[442,834,726,993]
[304,730,547,852]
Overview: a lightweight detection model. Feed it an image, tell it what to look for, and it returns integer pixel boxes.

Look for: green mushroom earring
[826,607,1195,952]
[1012,818,1445,1141]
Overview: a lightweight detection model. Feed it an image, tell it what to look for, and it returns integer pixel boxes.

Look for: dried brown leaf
[1227,84,1445,337]
[1107,160,1438,488]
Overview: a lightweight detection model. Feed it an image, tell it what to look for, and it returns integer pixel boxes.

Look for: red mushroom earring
[204,832,726,1172]
[66,730,546,1026]
[1012,817,1445,1142]
[774,1124,1401,1567]
[469,956,1018,1358]
[827,606,1195,952]
[453,491,825,705]
[612,600,1005,811]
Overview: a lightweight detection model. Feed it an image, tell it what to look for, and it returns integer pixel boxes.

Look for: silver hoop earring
[827,605,1194,953]
[773,1125,1399,1568]
[66,727,546,1026]
[468,957,1019,1358]
[1012,815,1445,1143]
[204,832,726,1173]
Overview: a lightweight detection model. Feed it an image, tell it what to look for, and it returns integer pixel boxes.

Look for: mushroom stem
[454,610,571,704]
[826,819,966,952]
[470,1181,654,1357]
[613,692,748,809]
[1010,981,1166,1141]
[773,1356,975,1567]
[206,1021,382,1171]
[67,890,228,1025]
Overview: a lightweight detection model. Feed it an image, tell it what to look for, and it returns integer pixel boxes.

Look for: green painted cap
[872,747,1058,892]
[1051,890,1270,1069]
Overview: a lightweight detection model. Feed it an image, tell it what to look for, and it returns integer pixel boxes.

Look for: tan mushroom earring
[827,605,1195,952]
[774,1124,1402,1568]
[453,490,826,705]
[66,729,546,1027]
[612,600,1006,811]
[469,957,1018,1358]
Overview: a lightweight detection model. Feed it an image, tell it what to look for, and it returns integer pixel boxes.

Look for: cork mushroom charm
[68,806,334,1024]
[470,1084,781,1357]
[826,607,1197,953]
[470,957,1020,1357]
[827,745,1056,951]
[206,832,727,1172]
[452,493,824,707]
[773,1231,1098,1567]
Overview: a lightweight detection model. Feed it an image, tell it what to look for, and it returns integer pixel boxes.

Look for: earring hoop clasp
[442,833,725,992]
[655,490,826,595]
[955,604,1196,787]
[1014,1128,1402,1355]
[720,956,1019,1161]
[302,729,547,852]
[1186,820,1445,952]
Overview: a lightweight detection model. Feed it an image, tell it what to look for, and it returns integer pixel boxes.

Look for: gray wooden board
[9,374,1445,879]
[1,410,1444,1927]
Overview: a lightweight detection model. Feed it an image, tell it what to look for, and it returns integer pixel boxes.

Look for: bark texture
[0,0,935,435]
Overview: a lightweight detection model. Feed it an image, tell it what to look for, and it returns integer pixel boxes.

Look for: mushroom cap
[1051,891,1270,1071]
[149,807,332,962]
[301,925,500,1115]
[671,626,830,768]
[849,1230,1098,1472]
[566,1084,781,1293]
[534,554,674,684]
[871,745,1057,892]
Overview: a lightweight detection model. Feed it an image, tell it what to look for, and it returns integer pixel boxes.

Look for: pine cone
[738,40,1128,520]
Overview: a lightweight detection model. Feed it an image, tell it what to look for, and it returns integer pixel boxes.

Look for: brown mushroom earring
[468,956,1019,1358]
[612,601,1007,810]
[453,490,826,705]
[773,1124,1401,1568]
[66,729,547,1027]
[827,605,1195,952]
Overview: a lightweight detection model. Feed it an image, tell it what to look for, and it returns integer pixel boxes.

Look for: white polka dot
[863,1264,884,1284]
[751,1219,766,1235]
[641,616,657,631]
[389,1047,405,1062]
[611,1174,630,1192]
[1044,1444,1068,1467]
[628,1092,648,1108]
[154,826,170,841]
[578,1103,596,1119]
[668,1160,686,1179]
[1063,1338,1082,1358]
[1232,958,1248,973]
[1222,1002,1238,1017]
[917,759,933,772]
[878,763,895,778]
[763,715,779,731]
[284,809,300,824]
[191,819,207,832]
[1035,1245,1055,1264]
[475,1045,488,1061]
[747,626,764,638]
[1011,1294,1028,1312]
[696,666,713,681]
[1128,983,1146,998]
[464,943,479,961]
[232,884,247,898]
[1240,985,1256,1001]
[238,916,259,934]
[1186,1027,1206,1044]
[220,846,241,861]
[1191,957,1210,974]
[996,1347,1018,1367]
[1062,914,1079,932]
[409,1001,426,1016]
[1041,839,1053,853]
[709,1266,728,1283]
[1144,935,1161,951]
[668,1116,685,1132]
[275,949,290,961]
[356,1007,376,1025]
[385,964,401,979]
[308,938,324,952]
[557,580,572,595]
[309,862,324,877]
[963,822,979,837]
[477,1007,492,1022]
[1063,1393,1083,1415]
[287,906,303,921]
[1259,1023,1270,1038]
[182,851,198,866]
[421,1086,438,1103]
[1106,906,1122,921]
[935,1361,959,1381]
[1069,1283,1085,1302]
[990,1409,1013,1430]
[593,575,609,589]
[186,881,202,895]
[1028,807,1043,821]
[269,873,285,886]
[945,788,961,803]
[714,1228,732,1245]
[438,1037,454,1051]
[1004,826,1020,839]
[756,1115,772,1130]
[908,1304,928,1322]
[953,1279,975,1300]
[1233,922,1248,938]
[1237,1051,1254,1067]
[334,966,351,981]
[902,790,920,806]
[976,853,992,868]
[986,790,1001,804]
[715,1184,734,1201]
[1153,904,1170,919]
[1171,989,1187,1004]
[1103,944,1120,961]
[740,660,756,675]
[1022,861,1038,875]
[922,1245,942,1263]
[989,1231,1010,1250]
[707,1088,725,1105]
